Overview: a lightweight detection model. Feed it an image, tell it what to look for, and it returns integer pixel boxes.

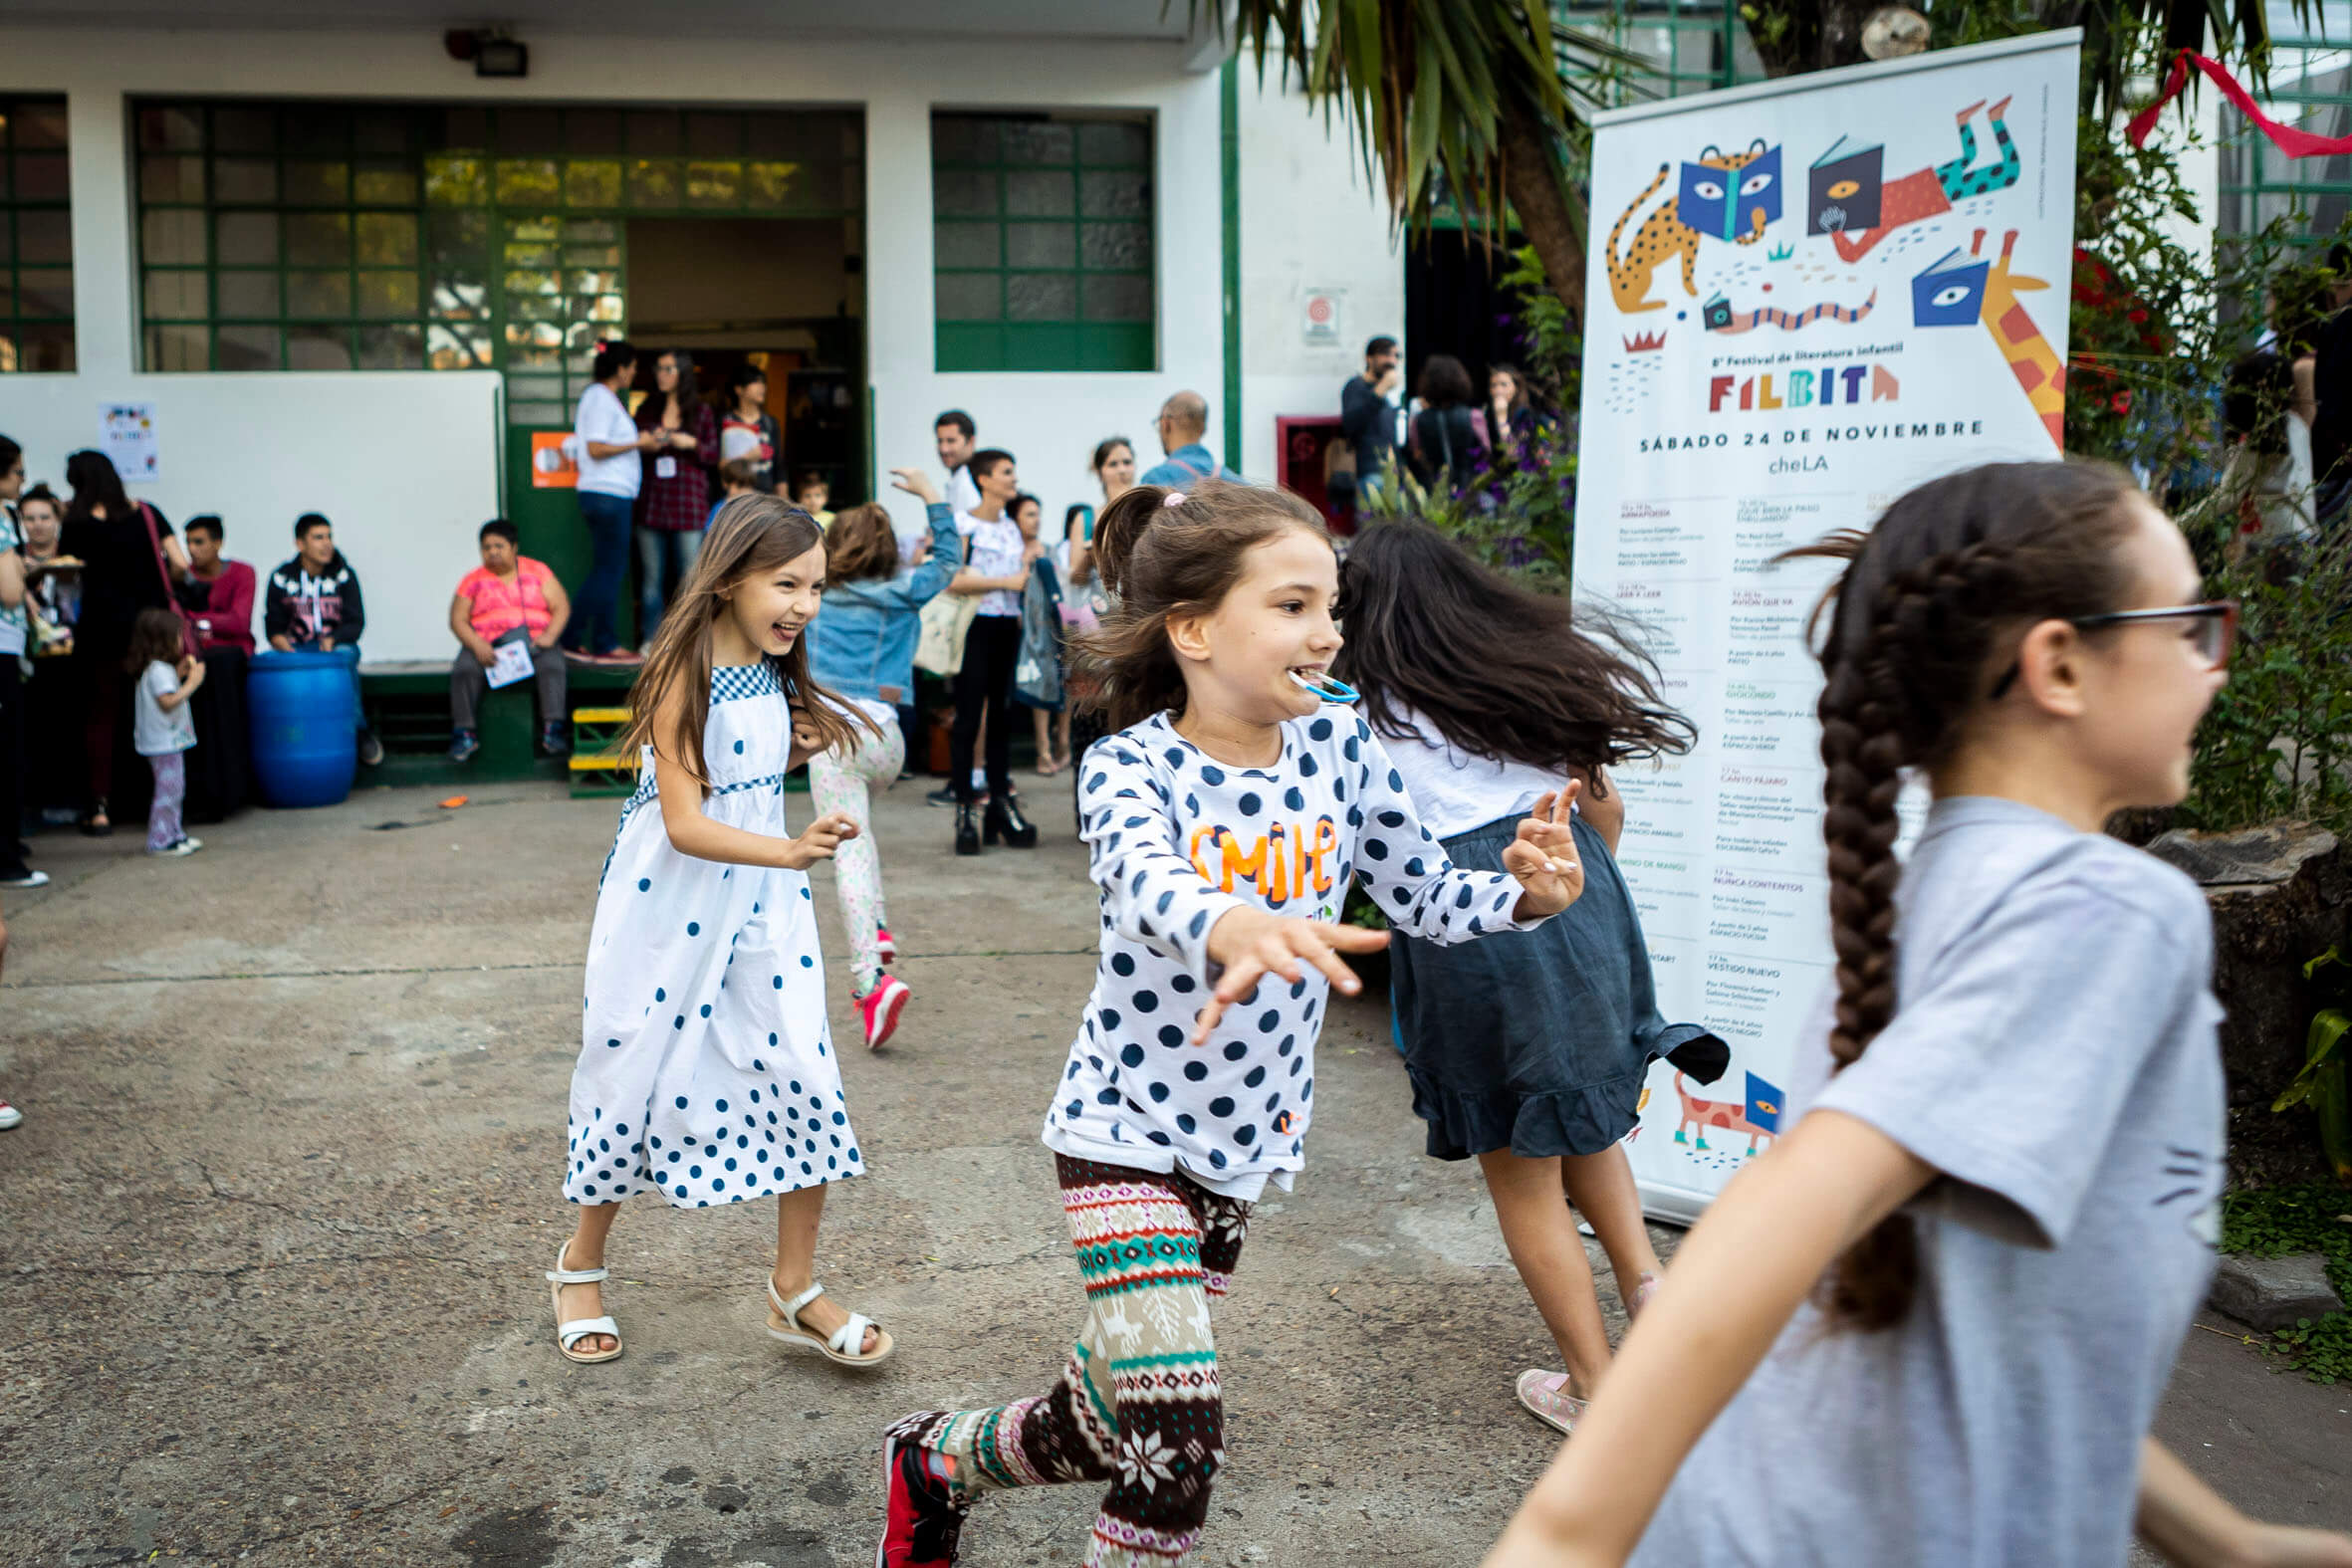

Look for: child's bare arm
[156,662,206,711]
[1572,766,1625,854]
[646,687,855,870]
[2135,1440,2352,1567]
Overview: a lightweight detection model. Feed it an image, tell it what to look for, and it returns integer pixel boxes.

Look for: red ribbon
[2127,49,2352,157]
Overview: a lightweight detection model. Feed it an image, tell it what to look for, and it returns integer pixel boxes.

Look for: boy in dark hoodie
[265,513,381,766]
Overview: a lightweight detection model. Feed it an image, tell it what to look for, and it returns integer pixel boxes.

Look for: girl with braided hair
[1486,462,2352,1568]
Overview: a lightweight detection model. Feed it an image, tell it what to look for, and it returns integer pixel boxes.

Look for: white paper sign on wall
[100,402,161,482]
[1301,288,1344,344]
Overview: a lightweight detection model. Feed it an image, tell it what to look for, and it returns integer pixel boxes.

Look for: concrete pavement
[2,777,2345,1566]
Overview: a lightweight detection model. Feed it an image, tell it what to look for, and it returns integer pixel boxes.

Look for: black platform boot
[954,799,982,856]
[984,792,1039,848]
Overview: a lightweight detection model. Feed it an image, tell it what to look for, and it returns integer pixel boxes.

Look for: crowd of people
[0,438,392,876]
[8,332,2340,1566]
[1337,334,1548,510]
[524,421,2348,1568]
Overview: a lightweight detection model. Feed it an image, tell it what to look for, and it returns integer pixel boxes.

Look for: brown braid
[1780,462,2145,1330]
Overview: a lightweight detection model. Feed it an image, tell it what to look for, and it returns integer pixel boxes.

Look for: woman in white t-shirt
[566,339,659,662]
[1333,521,1709,1439]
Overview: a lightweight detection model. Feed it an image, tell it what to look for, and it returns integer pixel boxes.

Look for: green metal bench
[358,658,639,788]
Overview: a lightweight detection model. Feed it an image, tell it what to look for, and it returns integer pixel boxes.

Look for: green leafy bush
[2220,1183,2352,1383]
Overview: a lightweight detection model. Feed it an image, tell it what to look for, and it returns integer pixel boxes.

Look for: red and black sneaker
[877,1424,965,1567]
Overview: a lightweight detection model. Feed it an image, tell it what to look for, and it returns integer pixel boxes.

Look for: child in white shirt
[127,607,203,856]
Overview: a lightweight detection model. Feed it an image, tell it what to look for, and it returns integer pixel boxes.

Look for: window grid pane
[130,99,860,389]
[0,96,76,371]
[931,112,1151,372]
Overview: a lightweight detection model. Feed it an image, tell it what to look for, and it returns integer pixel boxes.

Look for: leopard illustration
[1606,142,1777,316]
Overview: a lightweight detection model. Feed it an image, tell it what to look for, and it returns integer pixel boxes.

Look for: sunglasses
[1989,600,2236,699]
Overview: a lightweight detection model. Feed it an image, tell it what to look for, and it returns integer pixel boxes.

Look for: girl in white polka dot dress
[549,495,894,1371]
[877,482,1586,1568]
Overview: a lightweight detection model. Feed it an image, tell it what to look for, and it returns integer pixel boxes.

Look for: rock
[2209,1251,2348,1330]
[2145,822,2350,1187]
[2146,821,2341,890]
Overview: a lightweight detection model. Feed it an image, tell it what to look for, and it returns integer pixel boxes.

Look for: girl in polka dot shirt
[879,482,1585,1568]
[551,496,894,1374]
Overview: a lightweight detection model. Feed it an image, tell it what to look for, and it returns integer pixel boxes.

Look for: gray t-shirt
[134,659,196,757]
[1632,796,2225,1568]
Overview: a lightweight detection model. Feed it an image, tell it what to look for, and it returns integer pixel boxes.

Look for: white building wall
[0,24,1249,655]
[1234,69,1404,482]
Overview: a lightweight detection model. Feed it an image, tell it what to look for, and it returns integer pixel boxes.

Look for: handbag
[137,501,203,661]
[914,589,979,678]
[1014,560,1065,711]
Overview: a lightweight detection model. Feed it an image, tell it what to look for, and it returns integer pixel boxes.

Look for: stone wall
[2144,822,2346,1187]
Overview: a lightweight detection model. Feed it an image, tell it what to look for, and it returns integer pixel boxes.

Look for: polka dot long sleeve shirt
[1043,706,1547,1200]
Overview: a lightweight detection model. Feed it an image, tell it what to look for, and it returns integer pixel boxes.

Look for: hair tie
[1162,492,1185,508]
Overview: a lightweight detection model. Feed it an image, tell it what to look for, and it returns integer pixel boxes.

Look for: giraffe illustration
[1912,227,2064,449]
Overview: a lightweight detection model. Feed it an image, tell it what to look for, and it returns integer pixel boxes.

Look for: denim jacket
[809,501,957,707]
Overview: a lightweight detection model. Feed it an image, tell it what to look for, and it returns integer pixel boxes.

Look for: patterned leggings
[145,751,185,851]
[1936,99,2019,200]
[807,714,904,996]
[893,1155,1251,1566]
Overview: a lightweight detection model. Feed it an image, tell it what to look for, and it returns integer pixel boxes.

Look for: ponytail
[1784,461,2143,1329]
[1086,483,1176,601]
[1072,479,1328,730]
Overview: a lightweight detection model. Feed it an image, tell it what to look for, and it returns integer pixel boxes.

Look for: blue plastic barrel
[247,650,357,808]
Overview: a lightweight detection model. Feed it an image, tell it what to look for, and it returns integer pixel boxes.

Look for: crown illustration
[1768,242,1794,261]
[1623,330,1667,352]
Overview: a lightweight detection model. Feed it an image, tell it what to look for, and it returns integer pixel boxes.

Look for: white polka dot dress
[565,661,863,1209]
[1043,706,1545,1201]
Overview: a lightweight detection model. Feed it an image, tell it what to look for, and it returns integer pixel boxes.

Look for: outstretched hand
[1194,907,1389,1045]
[779,810,859,870]
[1500,781,1585,918]
[888,466,943,506]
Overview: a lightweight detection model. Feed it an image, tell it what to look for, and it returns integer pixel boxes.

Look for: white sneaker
[0,1099,22,1130]
[148,837,203,857]
[0,869,49,888]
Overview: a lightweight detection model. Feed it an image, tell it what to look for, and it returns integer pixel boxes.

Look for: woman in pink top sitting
[448,519,573,763]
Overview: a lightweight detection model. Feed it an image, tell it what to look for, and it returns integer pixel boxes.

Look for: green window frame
[0,97,76,373]
[2219,39,2352,249]
[931,112,1154,372]
[132,99,861,415]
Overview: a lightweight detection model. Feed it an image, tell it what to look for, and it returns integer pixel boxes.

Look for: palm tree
[1216,1,1630,321]
[1746,0,2309,119]
[1215,0,2312,322]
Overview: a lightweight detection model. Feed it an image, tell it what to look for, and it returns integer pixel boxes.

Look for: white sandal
[766,1279,893,1367]
[546,1240,623,1365]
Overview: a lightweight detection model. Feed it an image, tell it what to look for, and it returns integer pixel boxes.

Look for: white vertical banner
[1574,34,2080,1222]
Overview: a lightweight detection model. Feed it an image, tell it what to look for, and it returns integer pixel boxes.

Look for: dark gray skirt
[1392,812,1721,1161]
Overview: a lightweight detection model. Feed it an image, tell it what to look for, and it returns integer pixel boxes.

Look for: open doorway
[1404,226,1536,397]
[623,216,865,506]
